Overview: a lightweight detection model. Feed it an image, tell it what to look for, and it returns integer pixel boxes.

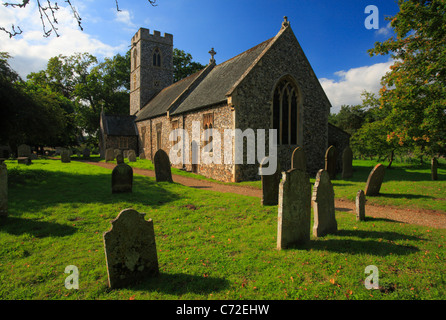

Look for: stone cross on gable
[209,47,216,63]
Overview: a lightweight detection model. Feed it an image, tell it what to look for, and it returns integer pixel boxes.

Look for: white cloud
[319,60,393,113]
[0,2,123,78]
[114,9,136,28]
[375,22,393,37]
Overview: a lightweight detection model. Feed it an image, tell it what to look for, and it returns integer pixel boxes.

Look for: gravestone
[103,208,159,288]
[139,152,146,160]
[356,190,366,221]
[431,158,438,181]
[128,150,137,162]
[17,144,31,157]
[154,149,173,182]
[260,157,281,206]
[114,149,122,159]
[105,148,114,162]
[116,154,124,164]
[82,148,90,159]
[364,164,386,196]
[325,145,337,180]
[341,145,353,179]
[277,168,311,249]
[61,149,71,163]
[123,150,129,159]
[291,147,306,171]
[0,163,7,218]
[312,169,337,237]
[112,159,133,193]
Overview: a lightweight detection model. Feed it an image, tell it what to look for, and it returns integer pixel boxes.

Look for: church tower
[130,28,173,115]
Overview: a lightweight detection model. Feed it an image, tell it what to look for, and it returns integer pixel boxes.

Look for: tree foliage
[368,0,446,157]
[173,48,205,83]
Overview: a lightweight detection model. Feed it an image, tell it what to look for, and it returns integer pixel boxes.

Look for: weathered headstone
[105,148,114,162]
[356,190,366,221]
[260,157,281,206]
[277,168,311,249]
[312,169,337,237]
[82,148,90,159]
[139,152,146,160]
[154,149,173,182]
[341,145,353,179]
[114,149,122,159]
[128,150,137,162]
[0,162,7,218]
[103,208,159,288]
[291,147,306,171]
[431,157,438,181]
[61,149,71,163]
[112,160,133,193]
[325,145,337,180]
[364,163,386,196]
[17,144,31,157]
[123,150,129,159]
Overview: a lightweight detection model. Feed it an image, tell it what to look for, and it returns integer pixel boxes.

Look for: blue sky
[0,0,400,113]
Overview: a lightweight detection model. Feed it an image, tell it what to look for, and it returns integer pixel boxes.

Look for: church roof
[135,37,273,121]
[102,114,138,136]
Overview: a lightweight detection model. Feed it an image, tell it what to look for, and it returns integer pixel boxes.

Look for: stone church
[100,17,349,182]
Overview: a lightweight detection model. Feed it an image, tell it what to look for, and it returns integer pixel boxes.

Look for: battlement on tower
[132,28,173,46]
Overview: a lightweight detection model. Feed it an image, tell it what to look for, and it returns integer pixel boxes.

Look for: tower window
[153,48,161,67]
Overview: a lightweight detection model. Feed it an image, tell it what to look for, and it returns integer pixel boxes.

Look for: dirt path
[84,160,446,229]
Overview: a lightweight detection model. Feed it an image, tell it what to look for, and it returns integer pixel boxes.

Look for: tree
[368,0,446,158]
[1,0,158,37]
[173,48,206,83]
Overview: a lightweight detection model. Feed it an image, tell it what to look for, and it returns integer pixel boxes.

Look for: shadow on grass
[378,192,435,200]
[131,272,230,295]
[0,216,76,237]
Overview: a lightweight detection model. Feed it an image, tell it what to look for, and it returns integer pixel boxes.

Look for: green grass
[0,159,445,300]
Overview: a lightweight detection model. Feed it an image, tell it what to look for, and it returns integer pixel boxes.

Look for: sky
[0,0,400,113]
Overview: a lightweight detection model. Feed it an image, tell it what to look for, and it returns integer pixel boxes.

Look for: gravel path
[85,160,446,229]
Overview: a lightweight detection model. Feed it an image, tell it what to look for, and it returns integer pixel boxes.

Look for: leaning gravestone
[260,157,281,206]
[0,162,7,218]
[103,208,159,288]
[17,144,31,157]
[277,168,311,249]
[325,145,337,180]
[431,158,438,181]
[341,145,353,179]
[364,163,386,196]
[154,149,173,182]
[291,147,306,172]
[128,150,137,162]
[105,148,114,162]
[112,156,133,193]
[312,169,337,237]
[356,190,366,221]
[61,149,71,163]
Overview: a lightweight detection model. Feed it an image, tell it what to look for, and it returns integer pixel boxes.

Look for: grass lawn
[0,158,445,300]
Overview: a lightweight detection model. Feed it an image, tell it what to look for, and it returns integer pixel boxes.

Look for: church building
[101,17,349,182]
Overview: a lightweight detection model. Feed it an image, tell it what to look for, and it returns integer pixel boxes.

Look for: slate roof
[102,114,138,136]
[135,37,273,121]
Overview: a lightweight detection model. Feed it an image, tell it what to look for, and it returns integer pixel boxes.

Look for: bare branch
[0,24,22,37]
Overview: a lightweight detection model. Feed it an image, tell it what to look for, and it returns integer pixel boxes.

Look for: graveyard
[0,154,445,300]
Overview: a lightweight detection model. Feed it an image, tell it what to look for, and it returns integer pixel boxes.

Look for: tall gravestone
[105,148,114,162]
[112,155,133,193]
[277,168,311,249]
[0,163,7,218]
[431,158,438,181]
[61,150,71,163]
[291,147,306,172]
[365,164,386,196]
[341,145,353,179]
[260,157,281,206]
[154,149,173,182]
[312,169,337,237]
[325,145,337,180]
[128,150,137,162]
[356,190,366,221]
[103,208,159,288]
[17,144,31,157]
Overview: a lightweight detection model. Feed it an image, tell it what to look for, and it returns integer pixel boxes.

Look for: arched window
[133,48,138,69]
[153,48,161,67]
[272,77,300,145]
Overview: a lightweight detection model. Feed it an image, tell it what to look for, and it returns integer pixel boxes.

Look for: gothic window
[272,77,300,145]
[203,113,214,153]
[156,123,162,150]
[153,48,161,67]
[171,120,179,144]
[132,48,138,69]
